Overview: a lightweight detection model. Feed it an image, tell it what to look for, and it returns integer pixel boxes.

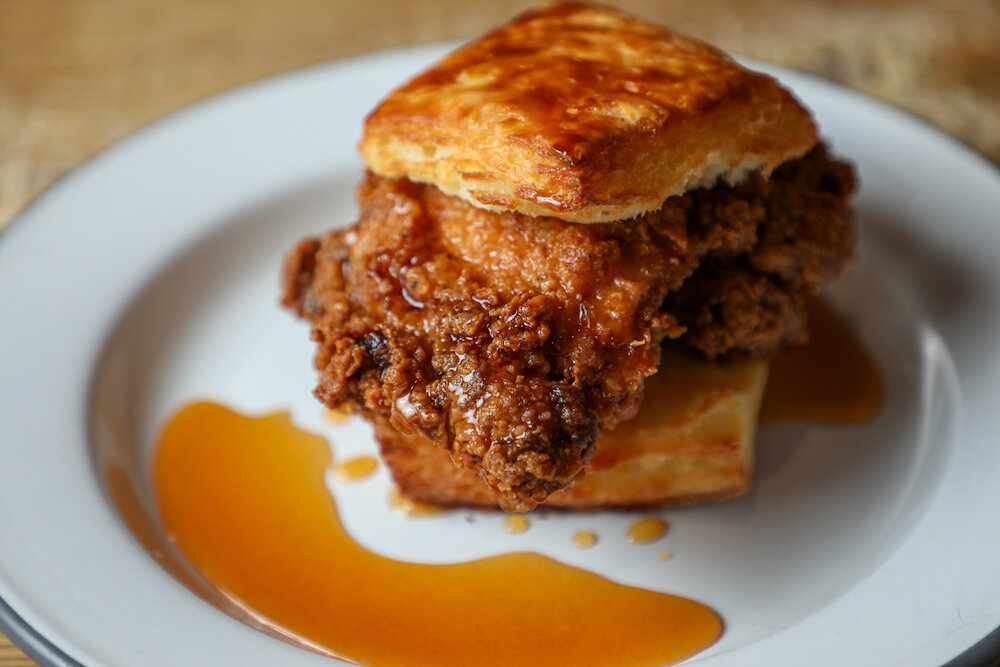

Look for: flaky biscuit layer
[361,2,817,223]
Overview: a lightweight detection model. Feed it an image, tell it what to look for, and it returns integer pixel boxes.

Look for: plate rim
[1,42,999,667]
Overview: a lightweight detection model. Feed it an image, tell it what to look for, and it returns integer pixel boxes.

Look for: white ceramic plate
[2,44,1000,667]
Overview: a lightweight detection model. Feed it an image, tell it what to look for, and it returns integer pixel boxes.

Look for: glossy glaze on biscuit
[361,2,818,223]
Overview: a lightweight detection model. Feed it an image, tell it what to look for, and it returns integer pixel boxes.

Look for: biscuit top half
[360,2,818,223]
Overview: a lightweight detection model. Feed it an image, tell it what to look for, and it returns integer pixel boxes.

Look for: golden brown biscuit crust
[360,2,818,223]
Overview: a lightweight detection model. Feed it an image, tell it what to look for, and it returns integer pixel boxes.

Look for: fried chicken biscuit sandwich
[283,2,856,511]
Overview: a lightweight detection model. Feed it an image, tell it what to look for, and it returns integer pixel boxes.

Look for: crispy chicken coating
[283,145,855,510]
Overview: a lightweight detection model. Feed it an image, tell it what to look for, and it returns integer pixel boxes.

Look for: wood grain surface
[1,1,997,665]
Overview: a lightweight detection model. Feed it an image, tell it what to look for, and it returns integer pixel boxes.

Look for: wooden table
[1,1,997,664]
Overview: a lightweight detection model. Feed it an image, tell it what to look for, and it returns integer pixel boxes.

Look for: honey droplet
[659,550,672,561]
[333,455,378,481]
[323,408,351,424]
[572,531,598,549]
[627,518,668,545]
[387,486,451,517]
[504,514,530,534]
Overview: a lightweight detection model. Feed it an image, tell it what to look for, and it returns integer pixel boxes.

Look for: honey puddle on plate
[154,402,722,667]
[760,298,882,424]
[146,298,880,666]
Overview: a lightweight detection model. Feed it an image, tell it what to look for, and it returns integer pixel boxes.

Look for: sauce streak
[154,402,721,667]
[761,298,882,424]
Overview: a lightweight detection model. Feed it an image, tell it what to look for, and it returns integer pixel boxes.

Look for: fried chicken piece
[666,148,858,358]
[283,145,855,511]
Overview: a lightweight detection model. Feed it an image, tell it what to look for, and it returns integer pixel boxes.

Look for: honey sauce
[503,514,530,534]
[143,298,881,666]
[324,408,352,424]
[154,402,721,667]
[387,486,451,517]
[572,531,598,549]
[626,518,669,545]
[333,455,378,481]
[761,298,882,424]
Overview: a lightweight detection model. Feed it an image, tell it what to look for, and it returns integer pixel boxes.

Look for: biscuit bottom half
[376,351,768,510]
